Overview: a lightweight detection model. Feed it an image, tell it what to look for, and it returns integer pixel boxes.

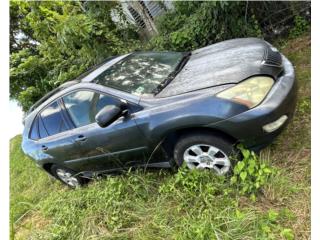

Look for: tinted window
[62,90,121,128]
[38,117,48,139]
[41,101,68,136]
[93,52,184,95]
[96,94,120,113]
[30,117,39,140]
[62,91,96,127]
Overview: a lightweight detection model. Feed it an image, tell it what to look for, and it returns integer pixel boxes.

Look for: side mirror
[95,104,125,128]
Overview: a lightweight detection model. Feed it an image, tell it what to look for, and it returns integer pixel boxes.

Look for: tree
[10,0,140,112]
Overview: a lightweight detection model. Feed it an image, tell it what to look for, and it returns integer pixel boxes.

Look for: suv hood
[157,38,283,97]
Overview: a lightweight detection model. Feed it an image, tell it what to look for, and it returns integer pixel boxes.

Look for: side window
[29,117,39,140]
[62,90,123,128]
[29,116,50,140]
[96,93,120,113]
[38,117,48,139]
[41,101,68,136]
[62,91,96,127]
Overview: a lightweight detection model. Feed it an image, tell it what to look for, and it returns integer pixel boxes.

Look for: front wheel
[173,133,236,175]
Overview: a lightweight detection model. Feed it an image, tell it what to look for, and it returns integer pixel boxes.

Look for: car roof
[24,82,141,123]
[25,55,129,116]
[26,80,80,116]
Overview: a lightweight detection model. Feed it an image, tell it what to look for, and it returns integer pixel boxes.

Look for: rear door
[61,89,149,172]
[32,100,89,171]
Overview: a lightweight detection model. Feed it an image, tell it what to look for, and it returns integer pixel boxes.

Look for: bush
[149,1,310,51]
[289,15,310,38]
[150,1,262,51]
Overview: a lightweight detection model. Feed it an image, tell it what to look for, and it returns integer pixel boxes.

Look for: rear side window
[38,117,48,138]
[29,116,49,140]
[41,101,68,136]
[29,117,39,140]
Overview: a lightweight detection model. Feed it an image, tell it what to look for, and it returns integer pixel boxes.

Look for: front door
[61,90,149,172]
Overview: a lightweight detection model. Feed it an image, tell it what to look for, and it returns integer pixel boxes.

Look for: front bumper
[209,54,297,151]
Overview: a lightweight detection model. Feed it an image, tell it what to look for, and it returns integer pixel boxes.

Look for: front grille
[262,47,282,67]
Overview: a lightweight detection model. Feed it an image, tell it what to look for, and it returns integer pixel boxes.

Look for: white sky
[8,100,24,139]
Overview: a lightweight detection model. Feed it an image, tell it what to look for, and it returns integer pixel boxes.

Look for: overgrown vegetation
[9,139,295,240]
[10,33,310,239]
[150,1,310,51]
[10,1,310,111]
[231,146,276,201]
[10,1,140,111]
[150,1,263,51]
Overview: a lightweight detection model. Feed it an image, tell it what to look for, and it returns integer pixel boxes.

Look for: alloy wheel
[56,168,80,187]
[183,144,231,175]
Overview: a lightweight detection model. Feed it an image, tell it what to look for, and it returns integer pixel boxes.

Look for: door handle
[42,145,48,151]
[75,135,87,142]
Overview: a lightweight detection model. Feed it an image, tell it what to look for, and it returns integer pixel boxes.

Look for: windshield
[93,52,185,95]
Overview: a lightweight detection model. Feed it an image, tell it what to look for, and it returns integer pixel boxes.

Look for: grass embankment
[10,34,310,240]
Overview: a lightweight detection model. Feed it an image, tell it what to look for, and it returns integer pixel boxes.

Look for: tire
[173,132,237,175]
[50,165,87,188]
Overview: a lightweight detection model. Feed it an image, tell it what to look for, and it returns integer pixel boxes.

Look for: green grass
[10,34,310,240]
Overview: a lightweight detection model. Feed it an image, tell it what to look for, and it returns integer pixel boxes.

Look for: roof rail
[25,55,118,118]
[74,56,118,81]
[26,80,80,116]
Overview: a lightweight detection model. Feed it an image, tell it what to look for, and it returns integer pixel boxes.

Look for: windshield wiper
[152,52,191,95]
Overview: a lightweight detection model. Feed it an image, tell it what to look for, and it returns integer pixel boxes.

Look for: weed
[289,16,310,39]
[231,145,276,201]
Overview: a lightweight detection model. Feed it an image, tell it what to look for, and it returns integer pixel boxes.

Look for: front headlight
[216,76,274,108]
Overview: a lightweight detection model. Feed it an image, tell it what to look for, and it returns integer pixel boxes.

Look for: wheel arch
[159,127,238,159]
[42,163,54,176]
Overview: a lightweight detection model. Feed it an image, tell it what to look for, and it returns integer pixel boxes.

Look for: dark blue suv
[22,38,296,187]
